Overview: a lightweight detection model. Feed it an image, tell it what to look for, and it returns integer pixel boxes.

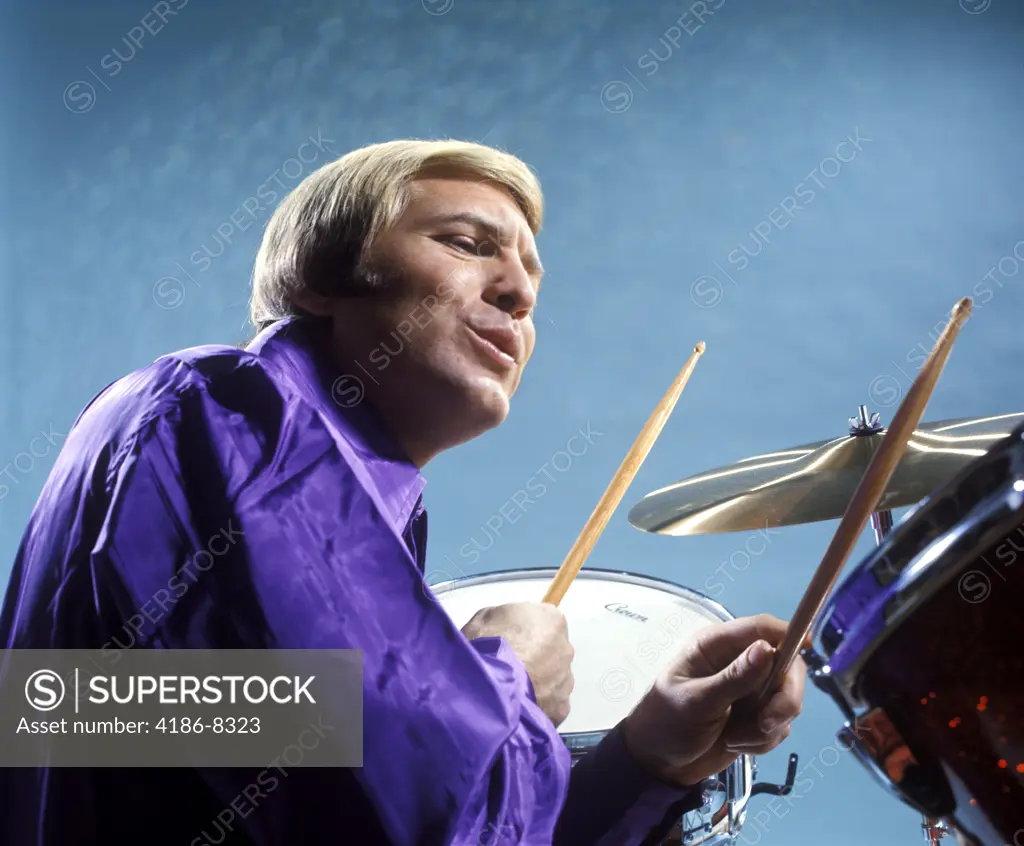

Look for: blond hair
[249,139,543,331]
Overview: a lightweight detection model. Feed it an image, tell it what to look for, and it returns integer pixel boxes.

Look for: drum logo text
[604,603,649,623]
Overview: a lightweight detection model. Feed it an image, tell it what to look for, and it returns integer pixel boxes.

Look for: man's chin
[474,380,512,425]
[458,375,512,431]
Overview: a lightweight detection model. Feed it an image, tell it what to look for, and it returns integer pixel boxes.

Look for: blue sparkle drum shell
[811,421,1024,846]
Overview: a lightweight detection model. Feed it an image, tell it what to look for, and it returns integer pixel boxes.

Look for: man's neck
[310,322,437,468]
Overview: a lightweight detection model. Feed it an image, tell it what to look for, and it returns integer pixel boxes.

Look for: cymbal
[628,410,1024,536]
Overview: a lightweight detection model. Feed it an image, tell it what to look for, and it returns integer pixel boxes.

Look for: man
[0,139,804,845]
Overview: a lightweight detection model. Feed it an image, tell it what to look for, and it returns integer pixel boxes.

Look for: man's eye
[443,236,499,258]
[444,236,478,253]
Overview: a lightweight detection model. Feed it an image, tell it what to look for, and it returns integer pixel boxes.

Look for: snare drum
[432,568,754,845]
[811,421,1024,845]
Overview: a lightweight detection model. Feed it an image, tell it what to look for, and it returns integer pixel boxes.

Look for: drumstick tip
[952,296,973,322]
[694,341,706,354]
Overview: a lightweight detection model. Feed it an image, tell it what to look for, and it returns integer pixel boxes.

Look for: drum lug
[921,817,950,843]
[679,756,755,845]
[750,753,798,797]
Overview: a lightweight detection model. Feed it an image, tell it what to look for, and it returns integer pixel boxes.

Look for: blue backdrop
[3,1,1022,843]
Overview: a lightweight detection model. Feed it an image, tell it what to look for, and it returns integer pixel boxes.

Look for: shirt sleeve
[91,361,700,844]
[555,722,706,845]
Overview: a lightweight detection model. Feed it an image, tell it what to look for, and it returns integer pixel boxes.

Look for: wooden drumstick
[757,297,973,705]
[542,342,706,606]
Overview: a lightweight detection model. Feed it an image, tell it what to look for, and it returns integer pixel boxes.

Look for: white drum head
[431,568,730,737]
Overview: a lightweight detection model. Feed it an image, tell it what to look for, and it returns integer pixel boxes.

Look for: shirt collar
[246,317,427,535]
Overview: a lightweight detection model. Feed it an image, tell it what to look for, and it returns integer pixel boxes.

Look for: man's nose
[487,260,536,319]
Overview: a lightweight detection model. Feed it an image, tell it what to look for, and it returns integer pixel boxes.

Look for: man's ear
[291,288,335,317]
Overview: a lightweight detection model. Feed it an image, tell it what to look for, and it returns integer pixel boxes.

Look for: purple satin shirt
[0,317,701,845]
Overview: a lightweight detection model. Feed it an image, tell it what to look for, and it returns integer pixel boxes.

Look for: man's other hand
[622,614,806,787]
[462,602,575,727]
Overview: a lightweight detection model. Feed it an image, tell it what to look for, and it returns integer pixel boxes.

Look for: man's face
[328,174,543,457]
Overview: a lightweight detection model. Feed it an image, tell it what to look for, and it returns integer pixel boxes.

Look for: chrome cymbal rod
[870,509,894,545]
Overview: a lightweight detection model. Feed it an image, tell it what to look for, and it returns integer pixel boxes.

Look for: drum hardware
[749,753,799,797]
[678,757,752,846]
[851,402,897,545]
[679,754,798,845]
[923,819,951,844]
[871,509,895,545]
[849,405,884,435]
